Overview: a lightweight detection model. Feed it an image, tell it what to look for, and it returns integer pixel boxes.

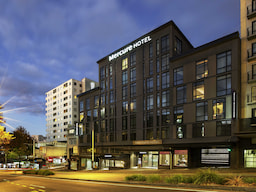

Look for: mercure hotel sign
[108,36,152,61]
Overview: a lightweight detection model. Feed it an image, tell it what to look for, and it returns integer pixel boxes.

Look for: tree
[9,126,33,158]
[0,125,14,145]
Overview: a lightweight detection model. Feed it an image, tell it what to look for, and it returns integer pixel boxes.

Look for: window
[100,66,105,79]
[122,101,128,115]
[193,123,205,137]
[147,77,153,93]
[161,54,169,71]
[161,35,169,52]
[110,90,115,103]
[193,81,204,100]
[122,116,127,130]
[252,87,256,102]
[122,57,128,70]
[196,102,208,121]
[130,115,136,129]
[174,67,183,86]
[80,101,84,112]
[109,64,112,76]
[130,83,136,98]
[252,108,256,118]
[162,72,170,89]
[130,52,136,67]
[130,99,136,113]
[157,93,160,108]
[253,43,256,58]
[174,36,182,54]
[149,43,153,58]
[130,68,136,82]
[162,90,170,107]
[216,120,231,136]
[146,111,154,127]
[100,80,105,90]
[156,39,160,55]
[130,132,136,141]
[217,75,231,96]
[162,109,170,126]
[93,109,98,120]
[147,95,154,110]
[217,51,231,74]
[109,77,113,89]
[177,125,185,139]
[122,131,127,141]
[174,106,183,124]
[145,129,154,140]
[177,86,186,104]
[213,98,225,119]
[149,60,153,75]
[122,86,128,100]
[94,96,99,107]
[122,70,128,85]
[196,59,208,80]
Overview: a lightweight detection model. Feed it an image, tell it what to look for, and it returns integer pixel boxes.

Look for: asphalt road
[0,174,221,192]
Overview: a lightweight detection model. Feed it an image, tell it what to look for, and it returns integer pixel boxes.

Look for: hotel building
[45,78,97,142]
[75,20,242,169]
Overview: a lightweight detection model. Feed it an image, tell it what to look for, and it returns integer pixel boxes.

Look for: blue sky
[0,0,240,136]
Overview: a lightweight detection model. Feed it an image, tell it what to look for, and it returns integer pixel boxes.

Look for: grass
[23,169,54,176]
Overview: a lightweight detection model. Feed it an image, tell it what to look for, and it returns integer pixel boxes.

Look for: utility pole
[92,128,94,169]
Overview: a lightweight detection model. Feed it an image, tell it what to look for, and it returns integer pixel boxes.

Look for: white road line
[30,184,46,189]
[24,176,220,192]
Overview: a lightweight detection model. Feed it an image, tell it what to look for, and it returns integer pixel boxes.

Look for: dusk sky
[0,0,240,136]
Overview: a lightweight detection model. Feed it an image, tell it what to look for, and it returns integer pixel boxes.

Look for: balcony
[247,5,256,19]
[247,70,256,83]
[247,27,256,40]
[247,49,256,61]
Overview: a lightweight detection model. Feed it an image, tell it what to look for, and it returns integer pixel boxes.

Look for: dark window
[162,72,170,89]
[145,129,154,140]
[174,67,183,86]
[161,35,169,52]
[122,116,127,130]
[157,75,160,91]
[162,90,170,107]
[86,99,90,110]
[130,115,136,129]
[156,39,160,55]
[94,96,99,107]
[149,60,153,75]
[216,120,231,136]
[217,50,231,74]
[174,36,182,54]
[110,90,114,103]
[100,66,105,79]
[161,54,169,71]
[196,102,208,121]
[177,86,186,104]
[130,132,136,141]
[193,123,205,137]
[162,109,170,126]
[109,77,113,89]
[130,83,136,98]
[147,77,153,93]
[122,131,127,141]
[149,43,153,58]
[122,101,128,115]
[196,59,208,80]
[146,111,154,127]
[130,52,136,67]
[122,70,128,85]
[122,86,128,100]
[130,67,136,82]
[147,95,154,110]
[217,75,231,96]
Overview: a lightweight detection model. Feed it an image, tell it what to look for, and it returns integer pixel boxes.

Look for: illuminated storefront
[244,149,256,168]
[173,150,188,168]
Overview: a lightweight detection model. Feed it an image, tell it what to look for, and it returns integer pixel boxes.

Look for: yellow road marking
[31,191,38,192]
[16,183,20,185]
[22,185,27,187]
[29,187,35,189]
[38,190,45,192]
[10,182,14,184]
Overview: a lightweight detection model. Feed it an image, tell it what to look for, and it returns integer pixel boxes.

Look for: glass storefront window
[174,150,188,167]
[244,149,256,168]
[159,152,170,166]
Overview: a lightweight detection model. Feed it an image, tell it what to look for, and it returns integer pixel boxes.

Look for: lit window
[196,59,208,80]
[193,81,204,100]
[212,99,225,119]
[122,57,128,70]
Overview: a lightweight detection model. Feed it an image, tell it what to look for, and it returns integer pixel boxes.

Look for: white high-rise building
[45,78,97,142]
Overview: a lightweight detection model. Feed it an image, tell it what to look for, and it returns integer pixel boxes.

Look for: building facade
[76,20,242,170]
[45,78,97,142]
[240,0,256,168]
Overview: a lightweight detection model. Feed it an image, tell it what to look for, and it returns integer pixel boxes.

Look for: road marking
[29,187,35,189]
[28,176,219,192]
[38,190,45,192]
[22,185,27,187]
[16,183,20,185]
[30,184,46,189]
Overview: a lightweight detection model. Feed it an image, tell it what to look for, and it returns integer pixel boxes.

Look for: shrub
[193,169,224,185]
[23,169,54,176]
[125,174,146,181]
[225,176,245,186]
[243,177,256,185]
[165,175,185,184]
[146,175,161,183]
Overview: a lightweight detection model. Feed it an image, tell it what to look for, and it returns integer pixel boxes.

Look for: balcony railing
[247,49,256,61]
[247,70,256,82]
[247,5,256,19]
[240,118,256,132]
[248,27,256,40]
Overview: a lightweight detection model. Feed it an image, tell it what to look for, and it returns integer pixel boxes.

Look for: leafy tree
[0,125,14,145]
[9,126,33,158]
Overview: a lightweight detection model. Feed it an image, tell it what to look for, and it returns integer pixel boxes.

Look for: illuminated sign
[109,36,152,61]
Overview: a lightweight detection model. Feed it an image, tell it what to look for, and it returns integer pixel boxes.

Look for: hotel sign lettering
[109,36,152,61]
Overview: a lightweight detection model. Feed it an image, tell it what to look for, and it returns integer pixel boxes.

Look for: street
[0,174,220,192]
